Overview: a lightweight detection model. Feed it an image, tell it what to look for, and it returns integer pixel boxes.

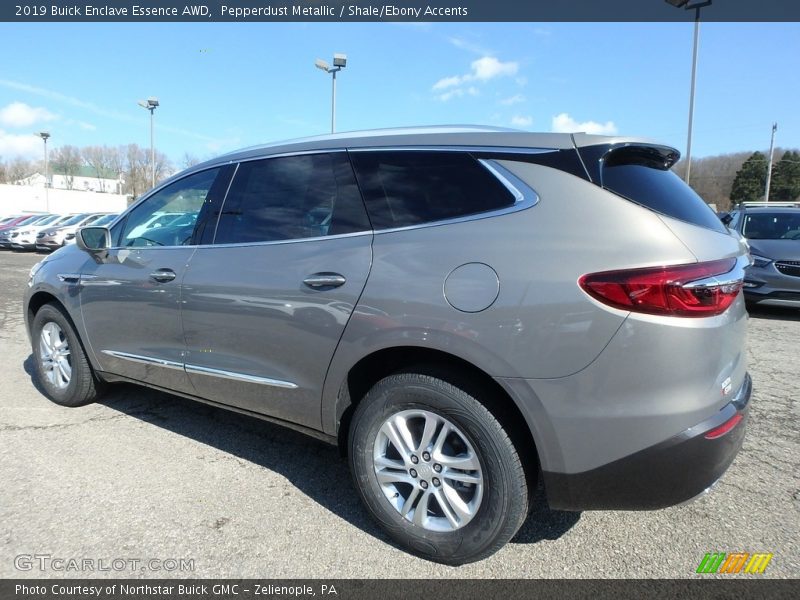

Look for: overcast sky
[0,21,797,164]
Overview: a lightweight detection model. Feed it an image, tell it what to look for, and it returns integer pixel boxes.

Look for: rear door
[180,151,373,428]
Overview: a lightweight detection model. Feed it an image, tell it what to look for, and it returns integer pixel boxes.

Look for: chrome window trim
[112,146,545,249]
[194,229,373,250]
[100,350,184,371]
[184,364,298,389]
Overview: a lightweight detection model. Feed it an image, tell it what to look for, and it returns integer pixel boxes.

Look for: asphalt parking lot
[0,250,797,579]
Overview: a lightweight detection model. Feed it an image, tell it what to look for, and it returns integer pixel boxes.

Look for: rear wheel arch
[335,346,540,486]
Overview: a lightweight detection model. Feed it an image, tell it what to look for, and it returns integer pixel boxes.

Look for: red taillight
[704,413,743,439]
[579,258,742,317]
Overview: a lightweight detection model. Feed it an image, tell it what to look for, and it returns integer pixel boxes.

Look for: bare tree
[154,149,174,185]
[50,145,83,190]
[6,158,37,184]
[125,144,149,199]
[83,145,112,192]
[181,152,201,169]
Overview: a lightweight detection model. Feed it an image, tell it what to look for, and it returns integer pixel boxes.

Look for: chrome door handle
[150,269,177,282]
[303,273,346,289]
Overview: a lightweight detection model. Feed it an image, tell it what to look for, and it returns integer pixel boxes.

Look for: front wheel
[31,303,104,407]
[348,371,529,564]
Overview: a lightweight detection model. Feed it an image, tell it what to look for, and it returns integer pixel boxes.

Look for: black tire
[348,370,529,565]
[31,303,104,407]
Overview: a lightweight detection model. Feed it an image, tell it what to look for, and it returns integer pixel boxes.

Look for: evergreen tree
[769,150,800,201]
[730,151,767,203]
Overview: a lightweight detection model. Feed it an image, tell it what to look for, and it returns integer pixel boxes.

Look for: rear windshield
[601,146,726,233]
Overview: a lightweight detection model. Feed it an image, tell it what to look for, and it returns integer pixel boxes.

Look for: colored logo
[697,552,773,574]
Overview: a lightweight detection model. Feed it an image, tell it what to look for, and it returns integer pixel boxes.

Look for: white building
[15,168,123,194]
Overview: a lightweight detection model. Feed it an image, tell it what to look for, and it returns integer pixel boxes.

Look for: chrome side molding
[184,364,298,389]
[100,350,298,390]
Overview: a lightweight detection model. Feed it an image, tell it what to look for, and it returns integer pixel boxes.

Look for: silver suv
[25,127,751,564]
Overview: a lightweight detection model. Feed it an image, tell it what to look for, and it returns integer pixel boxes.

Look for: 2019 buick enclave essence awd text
[25,127,751,564]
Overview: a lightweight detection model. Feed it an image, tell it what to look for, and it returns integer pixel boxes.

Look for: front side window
[118,168,222,247]
[349,151,516,230]
[213,152,369,245]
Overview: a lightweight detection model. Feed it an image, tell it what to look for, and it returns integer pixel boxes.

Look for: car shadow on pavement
[23,355,580,553]
[746,305,800,322]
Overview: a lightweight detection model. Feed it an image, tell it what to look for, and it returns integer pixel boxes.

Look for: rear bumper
[544,373,751,510]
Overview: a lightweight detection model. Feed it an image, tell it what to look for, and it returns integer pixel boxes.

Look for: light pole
[764,122,778,202]
[38,131,50,212]
[137,97,159,188]
[315,54,347,133]
[665,0,712,185]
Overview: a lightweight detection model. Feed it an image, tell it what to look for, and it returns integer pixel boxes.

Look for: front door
[79,166,232,394]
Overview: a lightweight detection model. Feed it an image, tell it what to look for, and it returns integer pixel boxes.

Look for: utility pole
[38,132,50,212]
[315,54,347,134]
[664,1,712,185]
[684,5,701,185]
[137,97,159,188]
[764,122,777,203]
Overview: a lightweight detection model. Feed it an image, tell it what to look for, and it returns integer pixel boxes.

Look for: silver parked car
[35,213,113,251]
[24,127,751,564]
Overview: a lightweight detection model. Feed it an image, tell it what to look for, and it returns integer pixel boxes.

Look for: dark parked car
[25,127,751,564]
[722,202,800,308]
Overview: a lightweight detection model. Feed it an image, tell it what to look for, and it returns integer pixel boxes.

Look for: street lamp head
[664,0,712,8]
[332,53,347,68]
[315,58,330,72]
[138,98,160,110]
[38,131,50,141]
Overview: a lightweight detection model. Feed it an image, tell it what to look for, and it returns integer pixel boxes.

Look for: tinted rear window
[350,151,515,230]
[601,146,726,233]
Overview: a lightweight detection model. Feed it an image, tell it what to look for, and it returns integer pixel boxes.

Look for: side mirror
[76,226,111,253]
[718,212,733,226]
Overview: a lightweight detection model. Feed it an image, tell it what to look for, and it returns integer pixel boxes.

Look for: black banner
[2,580,799,600]
[2,0,800,23]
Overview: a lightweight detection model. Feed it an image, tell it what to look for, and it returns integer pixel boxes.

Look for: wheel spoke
[374,455,405,470]
[433,487,460,528]
[376,469,416,487]
[436,452,479,471]
[442,469,481,484]
[416,412,440,453]
[431,422,451,456]
[39,336,51,361]
[412,490,432,527]
[381,418,414,458]
[400,486,421,518]
[441,483,473,522]
[56,359,71,384]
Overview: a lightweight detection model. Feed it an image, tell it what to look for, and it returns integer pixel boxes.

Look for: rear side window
[350,151,515,230]
[214,152,370,245]
[600,146,726,233]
